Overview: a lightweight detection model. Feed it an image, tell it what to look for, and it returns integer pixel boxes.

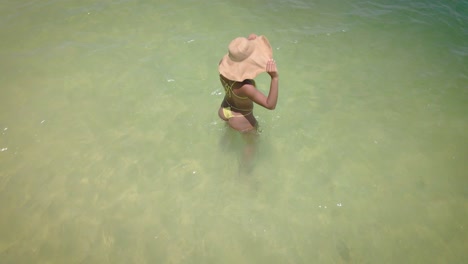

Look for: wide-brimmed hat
[218,35,273,81]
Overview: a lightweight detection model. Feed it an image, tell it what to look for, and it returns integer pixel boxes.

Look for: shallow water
[1,0,467,263]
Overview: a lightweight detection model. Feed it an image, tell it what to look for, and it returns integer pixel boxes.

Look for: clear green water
[1,0,467,263]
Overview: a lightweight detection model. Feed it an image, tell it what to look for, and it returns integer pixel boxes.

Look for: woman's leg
[239,129,258,175]
[218,107,259,174]
[227,113,257,132]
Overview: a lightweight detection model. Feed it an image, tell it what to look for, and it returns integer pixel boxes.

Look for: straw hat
[218,35,273,82]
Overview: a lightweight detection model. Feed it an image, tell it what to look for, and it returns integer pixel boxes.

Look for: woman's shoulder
[242,79,256,87]
[220,75,256,90]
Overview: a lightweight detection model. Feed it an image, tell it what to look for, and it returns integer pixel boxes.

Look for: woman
[218,33,279,133]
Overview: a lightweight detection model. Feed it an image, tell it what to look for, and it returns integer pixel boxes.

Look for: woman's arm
[242,59,279,110]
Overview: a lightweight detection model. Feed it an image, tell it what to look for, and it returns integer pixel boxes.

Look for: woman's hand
[242,59,279,110]
[266,59,278,78]
[248,33,258,40]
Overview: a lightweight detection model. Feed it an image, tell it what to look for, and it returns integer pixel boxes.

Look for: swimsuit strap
[225,100,253,113]
[221,78,249,100]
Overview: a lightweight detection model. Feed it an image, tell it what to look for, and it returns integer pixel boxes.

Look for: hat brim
[219,36,273,82]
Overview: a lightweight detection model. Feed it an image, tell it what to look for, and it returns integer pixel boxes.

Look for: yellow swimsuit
[221,77,253,119]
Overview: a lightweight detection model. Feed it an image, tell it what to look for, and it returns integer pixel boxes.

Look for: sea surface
[0,0,467,263]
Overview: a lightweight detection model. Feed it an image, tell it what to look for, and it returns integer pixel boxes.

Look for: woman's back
[220,75,254,113]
